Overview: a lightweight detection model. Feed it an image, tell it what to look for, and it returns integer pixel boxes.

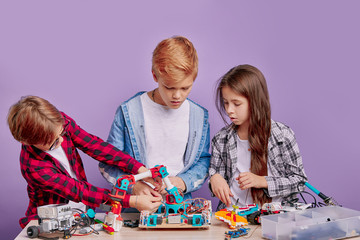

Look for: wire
[72,231,94,236]
[181,198,208,214]
[282,180,340,209]
[70,208,99,237]
[291,173,341,207]
[243,225,260,239]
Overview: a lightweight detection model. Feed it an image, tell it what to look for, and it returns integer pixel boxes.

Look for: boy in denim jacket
[99,36,211,201]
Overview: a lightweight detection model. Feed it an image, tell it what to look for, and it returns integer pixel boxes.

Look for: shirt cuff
[208,181,215,197]
[177,173,189,193]
[130,161,145,175]
[208,168,216,178]
[264,176,276,197]
[98,189,111,208]
[121,194,131,208]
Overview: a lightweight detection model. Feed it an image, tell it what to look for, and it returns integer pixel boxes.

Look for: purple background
[1,1,360,239]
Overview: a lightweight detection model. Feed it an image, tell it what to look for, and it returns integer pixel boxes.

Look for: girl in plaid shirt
[209,64,307,210]
[7,96,162,228]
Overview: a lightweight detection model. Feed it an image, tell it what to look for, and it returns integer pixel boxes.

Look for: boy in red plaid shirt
[7,96,162,228]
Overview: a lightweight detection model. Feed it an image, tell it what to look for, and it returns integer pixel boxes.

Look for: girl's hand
[210,174,233,207]
[236,172,268,190]
[133,181,162,197]
[130,195,162,213]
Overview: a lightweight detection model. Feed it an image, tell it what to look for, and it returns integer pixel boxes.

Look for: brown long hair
[215,64,272,205]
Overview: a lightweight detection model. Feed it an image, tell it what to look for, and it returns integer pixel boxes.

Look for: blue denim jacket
[99,92,211,200]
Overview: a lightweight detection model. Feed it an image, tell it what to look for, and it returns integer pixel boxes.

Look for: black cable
[281,181,319,209]
[291,172,307,180]
[299,191,318,208]
[296,181,320,207]
[71,208,99,235]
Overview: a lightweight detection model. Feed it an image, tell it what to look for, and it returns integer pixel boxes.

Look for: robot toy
[101,165,212,230]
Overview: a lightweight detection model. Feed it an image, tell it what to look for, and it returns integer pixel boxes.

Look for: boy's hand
[169,176,186,192]
[133,181,162,197]
[136,166,162,190]
[236,172,268,190]
[130,195,162,213]
[137,166,148,174]
[210,174,233,207]
[159,176,186,195]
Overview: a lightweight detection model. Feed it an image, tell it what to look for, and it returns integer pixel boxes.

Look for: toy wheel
[64,229,71,239]
[248,211,261,225]
[27,226,40,238]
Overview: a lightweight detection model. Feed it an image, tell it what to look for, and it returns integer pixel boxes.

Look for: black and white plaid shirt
[209,120,307,208]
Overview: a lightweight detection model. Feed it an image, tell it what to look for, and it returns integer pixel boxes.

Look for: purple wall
[1,1,360,239]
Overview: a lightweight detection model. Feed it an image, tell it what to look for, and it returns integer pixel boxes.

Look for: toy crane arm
[102,165,184,231]
[108,165,183,206]
[134,165,184,204]
[151,165,184,204]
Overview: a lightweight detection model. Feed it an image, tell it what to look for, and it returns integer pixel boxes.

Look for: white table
[15,212,263,239]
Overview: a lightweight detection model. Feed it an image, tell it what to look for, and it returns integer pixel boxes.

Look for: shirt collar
[223,120,285,143]
[270,119,285,143]
[224,123,237,140]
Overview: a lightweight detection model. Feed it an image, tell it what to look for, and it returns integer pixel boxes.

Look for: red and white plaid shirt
[18,112,144,228]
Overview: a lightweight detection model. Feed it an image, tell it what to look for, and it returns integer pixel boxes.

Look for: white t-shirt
[140,92,189,176]
[227,135,281,209]
[228,136,252,209]
[46,146,87,212]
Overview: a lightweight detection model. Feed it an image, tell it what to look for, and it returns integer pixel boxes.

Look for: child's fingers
[225,195,231,206]
[240,179,254,190]
[239,172,250,181]
[229,190,234,197]
[240,183,248,190]
[240,178,251,186]
[150,202,162,213]
[150,195,163,202]
[215,188,227,205]
[150,188,162,197]
[160,189,167,195]
[238,174,252,186]
[213,184,232,206]
[213,189,221,200]
[224,199,231,207]
[219,188,231,206]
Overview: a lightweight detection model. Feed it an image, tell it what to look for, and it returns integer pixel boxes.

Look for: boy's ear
[152,70,159,83]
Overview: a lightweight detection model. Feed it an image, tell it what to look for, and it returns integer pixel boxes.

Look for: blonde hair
[7,96,64,145]
[152,36,198,83]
